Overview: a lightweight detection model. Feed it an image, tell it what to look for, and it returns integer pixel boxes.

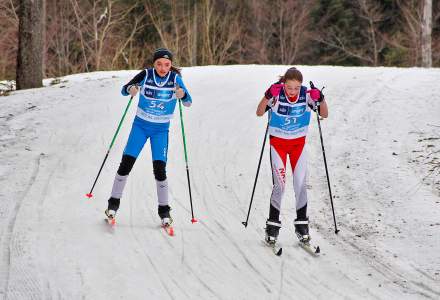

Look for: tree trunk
[16,0,45,89]
[421,0,432,68]
[191,3,197,66]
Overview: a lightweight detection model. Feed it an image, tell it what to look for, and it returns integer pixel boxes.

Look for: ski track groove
[313,71,440,299]
[410,264,438,282]
[125,188,177,299]
[277,259,285,300]
[339,230,439,299]
[129,191,222,300]
[2,154,42,299]
[212,219,272,293]
[180,230,185,265]
[128,212,176,300]
[76,266,86,300]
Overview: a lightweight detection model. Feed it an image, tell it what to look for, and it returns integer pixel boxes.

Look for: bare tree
[421,0,432,67]
[199,0,242,65]
[68,0,141,72]
[16,0,45,89]
[143,0,197,66]
[433,1,440,66]
[314,0,385,66]
[357,0,385,66]
[276,0,310,65]
[0,0,19,79]
[397,0,423,66]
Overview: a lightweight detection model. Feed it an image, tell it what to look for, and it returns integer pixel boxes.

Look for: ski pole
[242,119,270,228]
[310,81,339,234]
[178,98,197,223]
[86,96,134,198]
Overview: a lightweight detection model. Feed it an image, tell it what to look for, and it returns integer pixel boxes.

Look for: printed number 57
[284,118,296,125]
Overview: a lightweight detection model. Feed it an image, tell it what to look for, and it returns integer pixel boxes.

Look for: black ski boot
[294,217,310,242]
[158,205,173,226]
[265,219,281,244]
[105,197,120,220]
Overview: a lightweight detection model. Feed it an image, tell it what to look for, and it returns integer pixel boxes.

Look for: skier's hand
[307,88,324,102]
[265,83,283,99]
[128,85,139,97]
[175,87,185,99]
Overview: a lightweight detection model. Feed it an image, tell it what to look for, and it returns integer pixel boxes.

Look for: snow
[1,65,439,299]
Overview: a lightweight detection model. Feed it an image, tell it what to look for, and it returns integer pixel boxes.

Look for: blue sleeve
[176,75,192,104]
[121,70,147,96]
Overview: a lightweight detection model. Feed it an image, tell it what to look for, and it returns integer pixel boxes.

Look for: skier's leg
[289,137,307,216]
[108,155,136,211]
[269,140,288,220]
[150,130,171,221]
[266,138,288,240]
[153,160,169,214]
[107,122,147,215]
[289,137,309,239]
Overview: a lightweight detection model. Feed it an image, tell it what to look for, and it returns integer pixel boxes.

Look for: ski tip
[85,193,93,198]
[162,225,175,236]
[191,218,198,224]
[105,218,116,227]
[315,246,320,254]
[276,248,283,256]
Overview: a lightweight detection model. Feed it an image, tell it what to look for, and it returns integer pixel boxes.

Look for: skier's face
[154,58,172,77]
[284,80,302,97]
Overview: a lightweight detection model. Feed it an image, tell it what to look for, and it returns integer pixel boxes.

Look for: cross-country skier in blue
[105,48,192,227]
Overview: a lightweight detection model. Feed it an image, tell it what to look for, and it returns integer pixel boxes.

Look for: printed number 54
[150,101,165,109]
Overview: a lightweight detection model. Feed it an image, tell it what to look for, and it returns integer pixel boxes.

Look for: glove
[175,84,185,99]
[265,83,283,99]
[128,85,139,97]
[307,88,324,102]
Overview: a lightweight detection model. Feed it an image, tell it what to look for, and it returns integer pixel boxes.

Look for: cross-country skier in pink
[256,67,328,245]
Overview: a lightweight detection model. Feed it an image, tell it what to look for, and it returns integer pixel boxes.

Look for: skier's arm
[257,83,283,116]
[121,70,147,96]
[307,92,328,118]
[318,99,328,118]
[176,76,192,107]
[256,96,270,116]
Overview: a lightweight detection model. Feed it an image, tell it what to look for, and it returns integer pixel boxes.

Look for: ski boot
[265,219,281,244]
[294,217,310,243]
[158,205,173,226]
[105,197,120,226]
[159,205,174,236]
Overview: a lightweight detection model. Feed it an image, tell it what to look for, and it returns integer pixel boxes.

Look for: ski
[161,224,175,236]
[104,217,116,232]
[298,240,320,255]
[263,240,282,256]
[295,231,320,255]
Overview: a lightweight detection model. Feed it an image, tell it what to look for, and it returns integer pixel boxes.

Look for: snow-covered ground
[0,65,439,299]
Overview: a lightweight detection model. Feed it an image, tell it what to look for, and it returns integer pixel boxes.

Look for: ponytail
[171,66,182,76]
[279,67,303,83]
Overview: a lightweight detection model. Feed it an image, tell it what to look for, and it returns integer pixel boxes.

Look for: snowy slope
[1,66,439,299]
